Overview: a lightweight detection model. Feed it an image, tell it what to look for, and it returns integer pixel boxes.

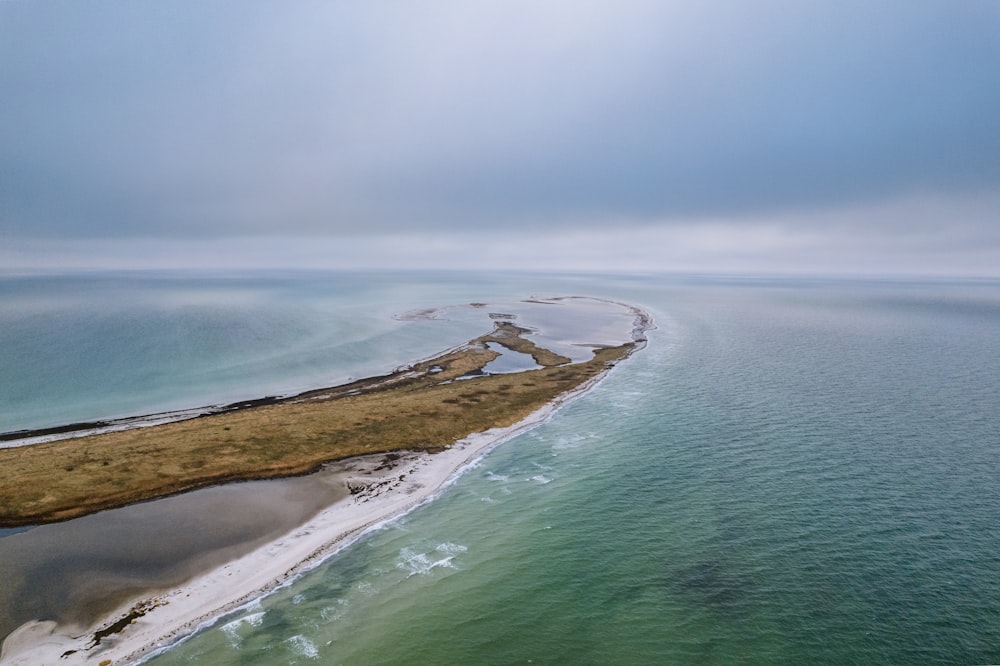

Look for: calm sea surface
[2,271,999,664]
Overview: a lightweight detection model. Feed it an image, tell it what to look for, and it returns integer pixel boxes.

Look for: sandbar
[0,298,652,665]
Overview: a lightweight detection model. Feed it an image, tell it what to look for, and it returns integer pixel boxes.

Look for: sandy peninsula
[0,298,652,665]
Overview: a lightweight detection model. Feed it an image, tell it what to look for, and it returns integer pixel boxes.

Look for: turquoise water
[3,272,1000,663]
[1,271,513,433]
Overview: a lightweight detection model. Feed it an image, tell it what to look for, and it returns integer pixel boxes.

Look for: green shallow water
[139,276,1000,665]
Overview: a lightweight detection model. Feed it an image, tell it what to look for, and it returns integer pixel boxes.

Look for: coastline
[1,303,652,666]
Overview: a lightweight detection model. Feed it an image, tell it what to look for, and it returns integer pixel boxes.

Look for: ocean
[2,271,999,664]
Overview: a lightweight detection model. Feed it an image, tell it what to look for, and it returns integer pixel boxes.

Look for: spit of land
[0,297,651,665]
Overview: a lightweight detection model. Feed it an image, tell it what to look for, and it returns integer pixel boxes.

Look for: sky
[2,1,999,276]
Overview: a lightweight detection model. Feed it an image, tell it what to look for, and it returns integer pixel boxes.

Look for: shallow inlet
[481,342,543,374]
[0,465,350,640]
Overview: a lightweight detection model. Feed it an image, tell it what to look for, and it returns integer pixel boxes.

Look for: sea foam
[285,634,320,660]
[397,542,467,577]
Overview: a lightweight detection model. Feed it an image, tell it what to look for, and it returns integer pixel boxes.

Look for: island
[0,297,651,665]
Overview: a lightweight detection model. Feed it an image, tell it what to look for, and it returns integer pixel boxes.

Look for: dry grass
[0,327,633,527]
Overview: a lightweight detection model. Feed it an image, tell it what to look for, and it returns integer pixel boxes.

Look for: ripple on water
[220,611,266,648]
[396,543,468,577]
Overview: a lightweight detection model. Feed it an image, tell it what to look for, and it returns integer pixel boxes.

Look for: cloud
[1,1,998,275]
[4,193,997,277]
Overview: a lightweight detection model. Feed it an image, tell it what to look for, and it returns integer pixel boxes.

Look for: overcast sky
[2,1,999,275]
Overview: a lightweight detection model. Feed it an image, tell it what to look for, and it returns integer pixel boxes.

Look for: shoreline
[2,297,650,450]
[1,302,653,665]
[0,298,646,528]
[0,328,645,665]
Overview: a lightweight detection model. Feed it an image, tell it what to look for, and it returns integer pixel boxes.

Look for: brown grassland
[0,323,635,527]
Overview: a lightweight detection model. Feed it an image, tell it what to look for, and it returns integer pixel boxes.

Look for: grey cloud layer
[2,1,999,241]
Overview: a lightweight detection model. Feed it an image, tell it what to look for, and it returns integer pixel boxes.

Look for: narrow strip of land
[0,322,633,527]
[0,301,651,665]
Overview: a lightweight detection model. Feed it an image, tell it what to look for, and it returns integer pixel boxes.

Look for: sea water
[3,271,999,664]
[0,271,513,434]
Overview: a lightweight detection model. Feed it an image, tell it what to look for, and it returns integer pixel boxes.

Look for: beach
[0,350,633,666]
